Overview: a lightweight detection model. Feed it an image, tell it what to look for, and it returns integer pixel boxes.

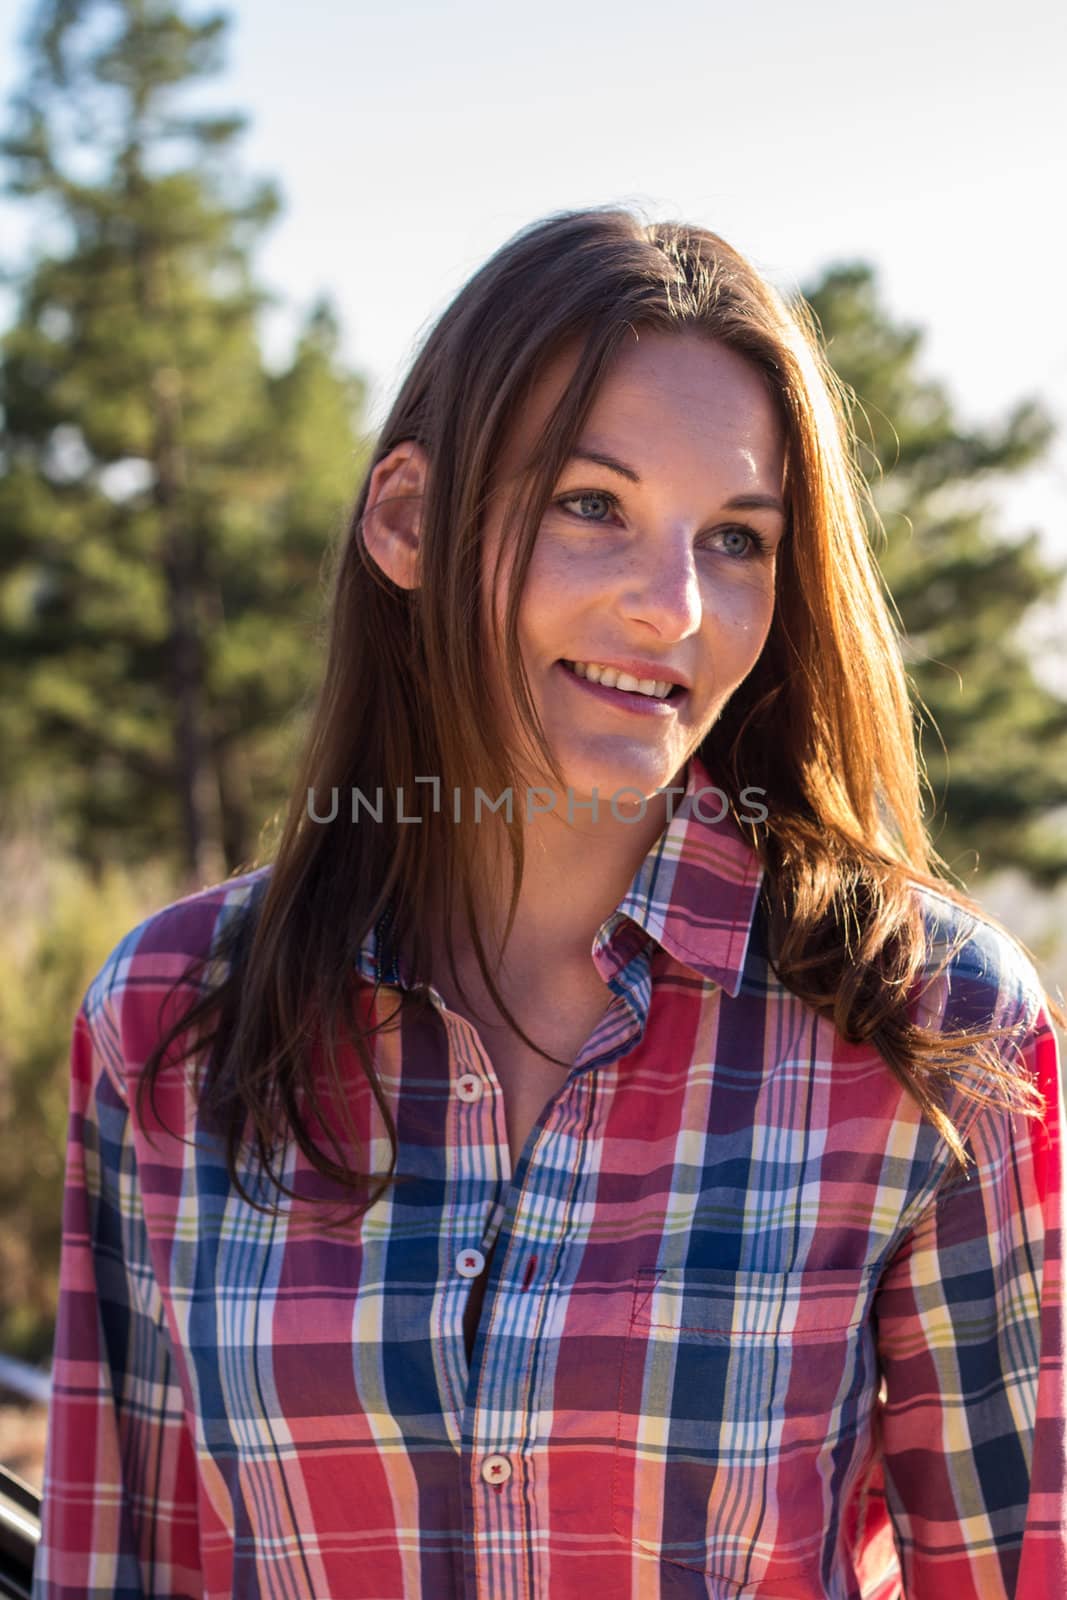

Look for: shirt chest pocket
[611,1264,878,1592]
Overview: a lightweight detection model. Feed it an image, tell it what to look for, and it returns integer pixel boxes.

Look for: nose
[618,530,702,640]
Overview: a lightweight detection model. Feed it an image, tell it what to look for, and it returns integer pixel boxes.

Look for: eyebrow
[566,447,787,517]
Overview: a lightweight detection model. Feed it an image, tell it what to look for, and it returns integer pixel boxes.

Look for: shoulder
[906,878,1048,1043]
[78,865,273,1092]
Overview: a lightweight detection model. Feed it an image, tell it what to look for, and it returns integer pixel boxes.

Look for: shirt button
[481,1454,512,1484]
[455,1247,486,1278]
[456,1074,483,1101]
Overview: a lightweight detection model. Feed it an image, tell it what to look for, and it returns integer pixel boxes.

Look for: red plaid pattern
[34,756,1066,1598]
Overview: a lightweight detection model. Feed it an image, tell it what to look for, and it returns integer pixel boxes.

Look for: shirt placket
[433,950,652,1600]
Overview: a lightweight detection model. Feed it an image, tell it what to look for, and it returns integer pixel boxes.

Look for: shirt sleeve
[874,1004,1066,1599]
[32,992,203,1599]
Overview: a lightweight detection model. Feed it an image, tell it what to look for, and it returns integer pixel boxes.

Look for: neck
[416,770,684,983]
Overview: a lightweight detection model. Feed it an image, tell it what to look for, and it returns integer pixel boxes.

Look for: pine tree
[0,0,368,888]
[801,265,1067,886]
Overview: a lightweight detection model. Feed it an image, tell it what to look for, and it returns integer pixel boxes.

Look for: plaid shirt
[34,756,1065,1599]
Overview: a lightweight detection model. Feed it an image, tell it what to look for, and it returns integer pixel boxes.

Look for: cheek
[702,569,777,660]
[511,540,585,649]
[524,534,583,594]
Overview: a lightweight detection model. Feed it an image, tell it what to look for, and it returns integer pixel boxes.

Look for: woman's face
[481,329,788,814]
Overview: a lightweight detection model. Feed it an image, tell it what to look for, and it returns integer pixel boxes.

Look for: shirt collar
[603,752,764,997]
[358,752,765,998]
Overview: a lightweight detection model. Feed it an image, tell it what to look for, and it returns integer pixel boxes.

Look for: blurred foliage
[0,0,371,889]
[0,832,180,1361]
[800,266,1067,886]
[0,0,372,1371]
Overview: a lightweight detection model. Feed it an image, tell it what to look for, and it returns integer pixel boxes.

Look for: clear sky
[1,0,1065,570]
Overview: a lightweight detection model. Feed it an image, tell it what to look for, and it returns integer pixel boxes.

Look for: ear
[360,441,430,590]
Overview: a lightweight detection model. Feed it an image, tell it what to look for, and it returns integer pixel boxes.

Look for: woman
[34,209,1064,1599]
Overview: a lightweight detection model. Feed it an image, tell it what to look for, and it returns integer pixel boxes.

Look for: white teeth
[568,660,677,699]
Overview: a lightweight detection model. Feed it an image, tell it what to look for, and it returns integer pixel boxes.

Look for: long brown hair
[136,206,1056,1216]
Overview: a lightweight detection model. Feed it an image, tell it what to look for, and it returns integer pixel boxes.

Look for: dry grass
[0,1402,47,1491]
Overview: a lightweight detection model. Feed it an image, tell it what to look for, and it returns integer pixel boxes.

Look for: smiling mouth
[559,659,687,702]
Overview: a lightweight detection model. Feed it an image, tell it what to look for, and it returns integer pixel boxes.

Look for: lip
[561,657,692,691]
[555,659,685,715]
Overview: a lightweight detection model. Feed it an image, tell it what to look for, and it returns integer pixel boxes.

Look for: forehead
[499,329,785,479]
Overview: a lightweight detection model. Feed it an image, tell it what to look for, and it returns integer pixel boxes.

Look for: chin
[551,753,682,819]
